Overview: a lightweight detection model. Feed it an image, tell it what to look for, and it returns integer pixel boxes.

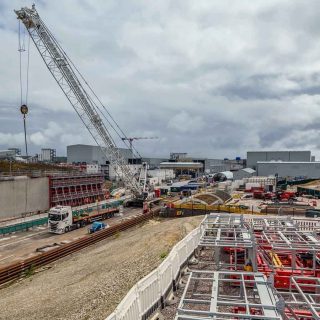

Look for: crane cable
[18,20,25,106]
[18,20,31,212]
[18,20,31,106]
[25,32,31,105]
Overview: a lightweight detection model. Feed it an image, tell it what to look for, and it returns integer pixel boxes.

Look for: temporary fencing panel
[158,258,173,296]
[105,313,116,320]
[137,269,160,316]
[170,248,180,280]
[175,240,188,267]
[114,286,140,320]
[186,229,198,256]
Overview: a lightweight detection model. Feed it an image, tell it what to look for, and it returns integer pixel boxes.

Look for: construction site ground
[228,192,320,212]
[0,207,142,267]
[0,215,203,320]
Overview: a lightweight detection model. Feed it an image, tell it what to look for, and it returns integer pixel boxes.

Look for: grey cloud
[2,1,320,159]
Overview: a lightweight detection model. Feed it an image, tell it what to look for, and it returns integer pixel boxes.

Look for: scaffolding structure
[175,213,320,320]
[204,213,245,229]
[243,216,297,231]
[197,225,256,271]
[49,173,105,207]
[243,215,320,232]
[175,271,283,320]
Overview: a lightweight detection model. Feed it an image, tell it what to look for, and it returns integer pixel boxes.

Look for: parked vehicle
[88,221,107,234]
[305,209,320,218]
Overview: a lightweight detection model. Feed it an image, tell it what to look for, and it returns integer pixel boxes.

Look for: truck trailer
[48,198,125,234]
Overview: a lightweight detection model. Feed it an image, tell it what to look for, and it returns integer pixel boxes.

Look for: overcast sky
[1,0,320,159]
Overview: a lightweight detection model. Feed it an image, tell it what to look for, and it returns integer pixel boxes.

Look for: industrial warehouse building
[67,144,133,164]
[67,146,244,174]
[247,151,311,170]
[257,161,320,179]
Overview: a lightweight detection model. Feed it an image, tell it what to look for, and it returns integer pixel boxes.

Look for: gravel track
[0,216,202,320]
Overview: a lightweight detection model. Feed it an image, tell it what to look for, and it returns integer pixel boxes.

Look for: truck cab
[48,206,73,234]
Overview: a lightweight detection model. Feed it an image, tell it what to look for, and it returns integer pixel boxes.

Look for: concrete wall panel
[0,177,49,219]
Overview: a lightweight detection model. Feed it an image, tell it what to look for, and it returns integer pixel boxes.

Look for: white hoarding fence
[137,269,160,317]
[158,258,173,296]
[170,248,180,280]
[105,225,201,320]
[114,286,140,320]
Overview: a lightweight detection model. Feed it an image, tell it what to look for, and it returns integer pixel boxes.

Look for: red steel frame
[48,173,105,207]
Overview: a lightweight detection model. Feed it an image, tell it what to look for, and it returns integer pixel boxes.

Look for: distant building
[0,150,17,160]
[41,148,56,162]
[86,164,101,174]
[160,161,203,178]
[54,156,67,163]
[168,153,245,174]
[142,157,168,169]
[148,169,175,182]
[8,148,21,155]
[257,161,320,179]
[233,168,256,180]
[170,153,188,161]
[247,151,311,170]
[67,144,133,165]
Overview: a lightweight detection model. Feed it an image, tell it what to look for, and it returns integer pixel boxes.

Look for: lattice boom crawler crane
[15,5,152,233]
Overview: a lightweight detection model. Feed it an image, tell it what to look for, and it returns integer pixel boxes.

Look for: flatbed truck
[48,198,125,234]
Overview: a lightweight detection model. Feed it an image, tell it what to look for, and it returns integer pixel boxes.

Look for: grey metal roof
[242,167,256,173]
[160,162,203,169]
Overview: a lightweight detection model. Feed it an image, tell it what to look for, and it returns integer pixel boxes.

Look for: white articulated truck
[48,198,125,234]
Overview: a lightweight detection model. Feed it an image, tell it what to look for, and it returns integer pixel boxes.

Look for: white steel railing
[105,218,204,320]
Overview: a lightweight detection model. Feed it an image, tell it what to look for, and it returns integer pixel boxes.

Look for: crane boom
[15,5,143,197]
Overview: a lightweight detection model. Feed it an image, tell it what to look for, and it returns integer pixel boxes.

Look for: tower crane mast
[15,5,144,198]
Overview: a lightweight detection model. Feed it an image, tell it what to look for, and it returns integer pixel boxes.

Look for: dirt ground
[0,215,203,320]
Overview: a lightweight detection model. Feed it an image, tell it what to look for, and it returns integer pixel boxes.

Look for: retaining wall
[105,217,205,320]
[0,176,49,219]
